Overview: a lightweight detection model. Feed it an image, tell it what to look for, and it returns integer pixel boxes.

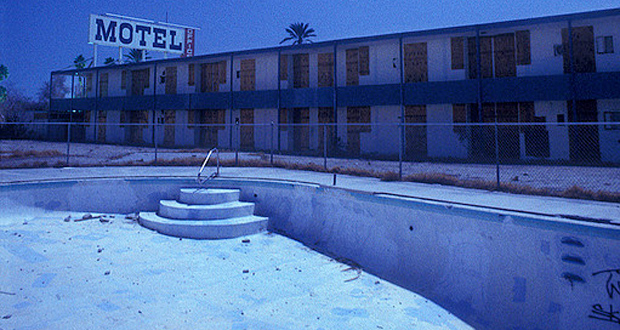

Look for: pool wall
[2,177,619,330]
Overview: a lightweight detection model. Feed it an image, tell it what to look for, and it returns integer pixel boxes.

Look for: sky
[1,0,619,98]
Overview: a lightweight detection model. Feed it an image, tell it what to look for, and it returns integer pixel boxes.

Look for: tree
[0,65,8,103]
[280,22,316,45]
[104,57,117,66]
[73,54,92,69]
[38,75,70,108]
[124,49,151,63]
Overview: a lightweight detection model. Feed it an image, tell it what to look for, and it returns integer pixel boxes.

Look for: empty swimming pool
[1,167,619,329]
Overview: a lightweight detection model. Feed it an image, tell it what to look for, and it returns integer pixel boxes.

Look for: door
[239,108,254,150]
[165,67,177,95]
[404,105,427,160]
[240,59,255,91]
[97,111,106,143]
[199,109,225,148]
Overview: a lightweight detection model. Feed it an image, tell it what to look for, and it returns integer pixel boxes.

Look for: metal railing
[197,148,219,185]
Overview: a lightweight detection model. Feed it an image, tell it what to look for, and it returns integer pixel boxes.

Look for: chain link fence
[1,120,619,201]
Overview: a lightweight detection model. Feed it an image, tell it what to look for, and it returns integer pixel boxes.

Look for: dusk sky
[1,0,618,98]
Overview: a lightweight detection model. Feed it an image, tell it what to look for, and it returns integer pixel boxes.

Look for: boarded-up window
[451,37,465,70]
[199,109,226,147]
[493,33,516,78]
[516,30,531,65]
[562,26,596,73]
[318,53,334,87]
[200,62,224,93]
[97,111,106,143]
[280,55,288,80]
[121,71,127,90]
[452,104,467,136]
[468,37,493,79]
[188,64,195,86]
[239,108,254,149]
[346,106,371,132]
[404,105,427,160]
[165,66,177,95]
[99,73,108,97]
[240,59,256,91]
[187,110,195,128]
[131,68,150,96]
[219,61,227,84]
[318,107,334,151]
[293,53,309,88]
[453,104,467,123]
[120,111,127,128]
[84,111,91,127]
[346,48,359,86]
[85,74,93,92]
[404,42,428,83]
[358,46,369,76]
[279,108,288,131]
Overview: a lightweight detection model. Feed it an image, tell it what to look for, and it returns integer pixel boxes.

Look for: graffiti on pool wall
[590,269,620,324]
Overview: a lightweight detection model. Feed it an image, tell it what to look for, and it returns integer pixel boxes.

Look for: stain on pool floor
[0,211,471,330]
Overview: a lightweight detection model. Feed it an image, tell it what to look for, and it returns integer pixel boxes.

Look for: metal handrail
[197,148,220,184]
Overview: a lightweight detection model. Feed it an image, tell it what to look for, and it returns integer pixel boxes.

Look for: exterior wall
[49,9,620,162]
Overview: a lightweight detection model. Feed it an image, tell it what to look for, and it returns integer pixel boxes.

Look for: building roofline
[52,7,620,75]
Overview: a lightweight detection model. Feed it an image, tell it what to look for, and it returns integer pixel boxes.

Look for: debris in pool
[2,314,12,319]
[75,214,103,222]
[242,239,251,244]
[0,290,16,296]
[242,269,249,274]
[104,271,111,276]
[63,215,72,222]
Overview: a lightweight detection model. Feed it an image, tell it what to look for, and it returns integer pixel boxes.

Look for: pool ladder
[197,148,220,184]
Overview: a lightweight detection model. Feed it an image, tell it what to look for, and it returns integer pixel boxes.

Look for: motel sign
[89,14,194,56]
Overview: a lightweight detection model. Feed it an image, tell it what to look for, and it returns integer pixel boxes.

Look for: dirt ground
[1,139,618,196]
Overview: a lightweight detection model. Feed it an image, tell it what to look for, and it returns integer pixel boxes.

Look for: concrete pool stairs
[138,188,268,239]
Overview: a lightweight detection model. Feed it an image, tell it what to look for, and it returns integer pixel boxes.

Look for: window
[358,46,369,76]
[121,71,127,89]
[604,112,620,130]
[597,36,614,54]
[99,73,108,97]
[279,55,288,81]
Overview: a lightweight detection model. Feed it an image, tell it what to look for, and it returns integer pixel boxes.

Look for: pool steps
[139,188,268,239]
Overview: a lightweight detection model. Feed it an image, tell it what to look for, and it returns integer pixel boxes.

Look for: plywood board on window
[404,105,427,160]
[318,53,334,87]
[200,63,220,93]
[99,73,109,97]
[515,30,531,65]
[131,69,149,96]
[293,108,310,150]
[358,46,369,76]
[163,110,175,146]
[219,61,227,84]
[293,54,309,88]
[451,37,464,70]
[562,26,596,73]
[493,33,516,78]
[97,111,106,143]
[188,64,195,86]
[279,108,288,131]
[467,37,493,79]
[165,66,177,95]
[280,55,288,81]
[346,48,359,86]
[404,43,428,83]
[240,59,256,91]
[318,107,334,151]
[199,109,226,147]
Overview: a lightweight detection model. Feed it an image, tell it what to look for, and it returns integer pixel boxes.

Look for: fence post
[270,121,274,165]
[323,123,328,171]
[235,119,239,166]
[494,122,500,190]
[154,120,158,164]
[66,120,71,166]
[398,122,403,180]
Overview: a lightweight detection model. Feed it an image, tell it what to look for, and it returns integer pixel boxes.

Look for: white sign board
[89,14,185,54]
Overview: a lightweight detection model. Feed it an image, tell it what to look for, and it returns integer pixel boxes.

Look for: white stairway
[138,188,268,239]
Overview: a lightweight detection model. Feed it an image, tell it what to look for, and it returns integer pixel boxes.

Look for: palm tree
[73,54,92,69]
[124,49,151,63]
[280,22,316,45]
[0,64,7,103]
[104,57,117,66]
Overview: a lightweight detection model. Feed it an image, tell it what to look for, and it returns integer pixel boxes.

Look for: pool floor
[0,211,471,330]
